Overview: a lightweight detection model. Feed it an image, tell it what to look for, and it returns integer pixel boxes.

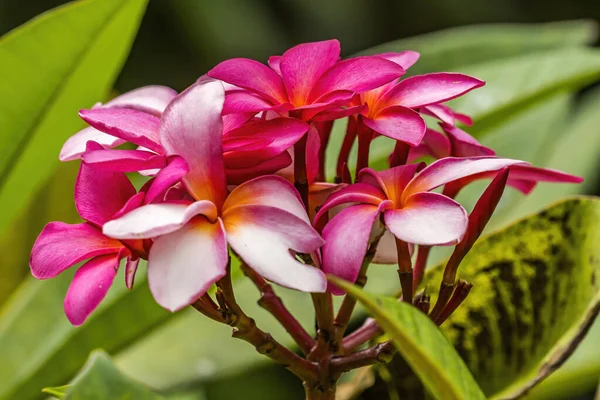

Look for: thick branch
[340,318,382,353]
[331,341,396,377]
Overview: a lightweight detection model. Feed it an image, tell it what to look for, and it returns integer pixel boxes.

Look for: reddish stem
[412,245,431,290]
[389,141,410,167]
[294,135,309,209]
[395,238,413,303]
[340,318,382,353]
[435,280,473,325]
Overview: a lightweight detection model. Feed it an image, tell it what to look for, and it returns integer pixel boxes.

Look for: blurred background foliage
[1,0,600,399]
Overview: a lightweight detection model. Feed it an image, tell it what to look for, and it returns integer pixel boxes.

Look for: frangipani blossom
[102,80,326,312]
[30,151,147,325]
[60,86,178,161]
[315,157,526,293]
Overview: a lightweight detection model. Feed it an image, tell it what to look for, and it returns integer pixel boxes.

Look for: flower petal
[82,149,166,172]
[75,150,137,226]
[208,58,287,104]
[268,56,282,75]
[223,205,326,293]
[322,202,392,295]
[408,128,451,162]
[148,218,228,311]
[146,156,190,203]
[362,106,426,146]
[64,252,122,325]
[309,56,405,102]
[441,123,495,157]
[374,163,422,205]
[384,192,468,245]
[421,104,473,126]
[125,256,140,290]
[223,90,278,114]
[225,152,292,185]
[223,112,255,134]
[103,201,218,239]
[313,183,386,228]
[79,108,163,153]
[224,175,308,222]
[380,72,485,108]
[31,222,123,279]
[377,51,420,70]
[104,85,178,116]
[280,39,341,106]
[403,156,526,201]
[160,79,227,207]
[59,127,125,162]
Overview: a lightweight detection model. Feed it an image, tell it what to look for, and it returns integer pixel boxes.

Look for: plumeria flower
[207,39,406,123]
[59,86,178,161]
[30,149,147,325]
[101,79,327,311]
[407,124,583,197]
[315,157,527,294]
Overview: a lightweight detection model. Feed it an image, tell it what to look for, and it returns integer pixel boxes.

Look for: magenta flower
[315,157,526,293]
[101,80,326,311]
[207,39,406,122]
[30,152,147,325]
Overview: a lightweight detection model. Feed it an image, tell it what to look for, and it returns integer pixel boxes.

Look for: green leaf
[50,350,164,399]
[330,277,486,400]
[0,0,148,240]
[364,197,600,399]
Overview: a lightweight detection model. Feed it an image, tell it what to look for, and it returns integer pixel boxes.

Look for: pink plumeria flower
[407,124,583,197]
[30,153,147,325]
[59,86,178,162]
[207,39,406,123]
[315,157,527,294]
[102,79,326,312]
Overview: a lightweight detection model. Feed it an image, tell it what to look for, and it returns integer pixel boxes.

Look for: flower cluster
[30,39,581,326]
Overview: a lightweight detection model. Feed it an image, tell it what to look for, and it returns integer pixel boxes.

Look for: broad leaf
[44,350,164,399]
[0,0,147,240]
[331,277,487,400]
[361,197,600,399]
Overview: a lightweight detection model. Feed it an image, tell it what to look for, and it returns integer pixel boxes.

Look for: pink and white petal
[441,123,495,157]
[207,58,287,104]
[403,156,526,201]
[375,163,422,205]
[362,106,426,146]
[313,183,386,228]
[31,222,123,279]
[224,175,308,222]
[280,39,341,106]
[376,51,420,70]
[79,108,163,153]
[75,150,137,226]
[309,56,405,102]
[506,164,583,185]
[225,152,292,185]
[408,128,451,162]
[148,217,228,311]
[380,73,485,108]
[268,56,282,75]
[322,202,392,295]
[145,156,190,203]
[223,90,277,114]
[82,149,166,172]
[103,201,218,239]
[105,85,178,116]
[59,127,125,161]
[64,252,122,325]
[223,205,326,293]
[113,192,146,219]
[125,256,140,290]
[384,192,468,245]
[160,79,228,207]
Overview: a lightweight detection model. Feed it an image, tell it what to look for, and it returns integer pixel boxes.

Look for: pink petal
[75,151,137,226]
[309,56,405,102]
[421,104,474,126]
[226,152,292,185]
[322,202,392,295]
[362,106,426,146]
[30,222,123,279]
[375,163,422,205]
[403,156,526,201]
[223,205,326,292]
[208,58,287,104]
[113,192,146,219]
[280,39,341,106]
[408,128,451,162]
[441,124,495,157]
[59,127,125,162]
[125,256,140,290]
[223,112,255,134]
[79,108,163,153]
[224,175,308,223]
[160,79,227,207]
[377,51,420,70]
[380,73,485,108]
[313,183,386,228]
[82,149,166,172]
[104,85,178,116]
[103,201,218,239]
[507,164,584,186]
[146,157,190,203]
[148,218,228,311]
[64,252,123,325]
[384,192,468,245]
[268,56,282,75]
[223,90,279,114]
[312,104,367,122]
